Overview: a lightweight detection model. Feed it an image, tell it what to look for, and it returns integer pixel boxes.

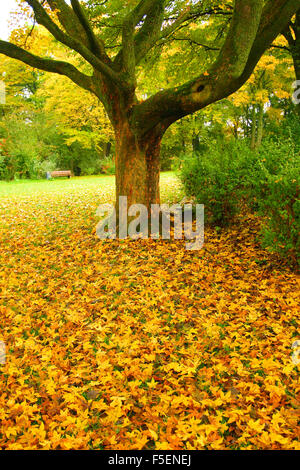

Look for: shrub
[0,146,12,180]
[180,139,254,226]
[253,140,300,267]
[180,136,299,267]
[99,156,115,175]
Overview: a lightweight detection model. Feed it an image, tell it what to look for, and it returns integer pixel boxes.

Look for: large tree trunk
[115,121,161,214]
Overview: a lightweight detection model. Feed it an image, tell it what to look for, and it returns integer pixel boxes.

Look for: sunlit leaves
[0,174,299,450]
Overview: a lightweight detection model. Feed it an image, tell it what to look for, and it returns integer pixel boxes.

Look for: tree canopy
[0,1,299,134]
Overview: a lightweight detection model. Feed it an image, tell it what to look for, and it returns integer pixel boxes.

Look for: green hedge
[180,138,299,267]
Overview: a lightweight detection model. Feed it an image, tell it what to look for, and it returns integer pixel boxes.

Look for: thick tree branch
[240,0,300,86]
[123,0,160,30]
[70,0,107,59]
[118,0,163,78]
[0,39,94,93]
[128,4,232,67]
[25,0,125,89]
[131,0,300,136]
[211,0,264,81]
[133,1,166,66]
[47,0,89,45]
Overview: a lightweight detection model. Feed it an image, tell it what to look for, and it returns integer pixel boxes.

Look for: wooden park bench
[50,170,72,179]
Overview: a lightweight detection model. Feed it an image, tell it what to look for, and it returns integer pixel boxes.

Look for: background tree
[0,0,299,216]
[0,31,114,179]
[282,11,300,115]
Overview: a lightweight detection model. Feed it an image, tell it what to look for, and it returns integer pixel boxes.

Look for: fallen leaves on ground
[0,175,299,450]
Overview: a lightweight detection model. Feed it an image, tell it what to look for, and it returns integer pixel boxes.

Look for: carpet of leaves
[0,175,299,450]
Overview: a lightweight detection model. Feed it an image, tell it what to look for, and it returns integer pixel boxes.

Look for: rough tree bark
[115,122,161,212]
[0,0,299,216]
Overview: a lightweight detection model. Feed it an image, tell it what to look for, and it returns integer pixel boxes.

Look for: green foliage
[0,113,63,180]
[268,113,300,152]
[253,139,300,267]
[180,134,300,267]
[180,139,253,226]
[0,112,113,180]
[99,156,116,175]
[0,146,12,181]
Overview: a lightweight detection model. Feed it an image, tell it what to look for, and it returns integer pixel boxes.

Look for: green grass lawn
[0,172,183,202]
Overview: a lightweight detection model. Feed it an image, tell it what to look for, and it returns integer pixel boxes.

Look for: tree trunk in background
[256,103,264,149]
[250,106,257,150]
[250,104,264,150]
[104,141,112,157]
[192,134,201,153]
